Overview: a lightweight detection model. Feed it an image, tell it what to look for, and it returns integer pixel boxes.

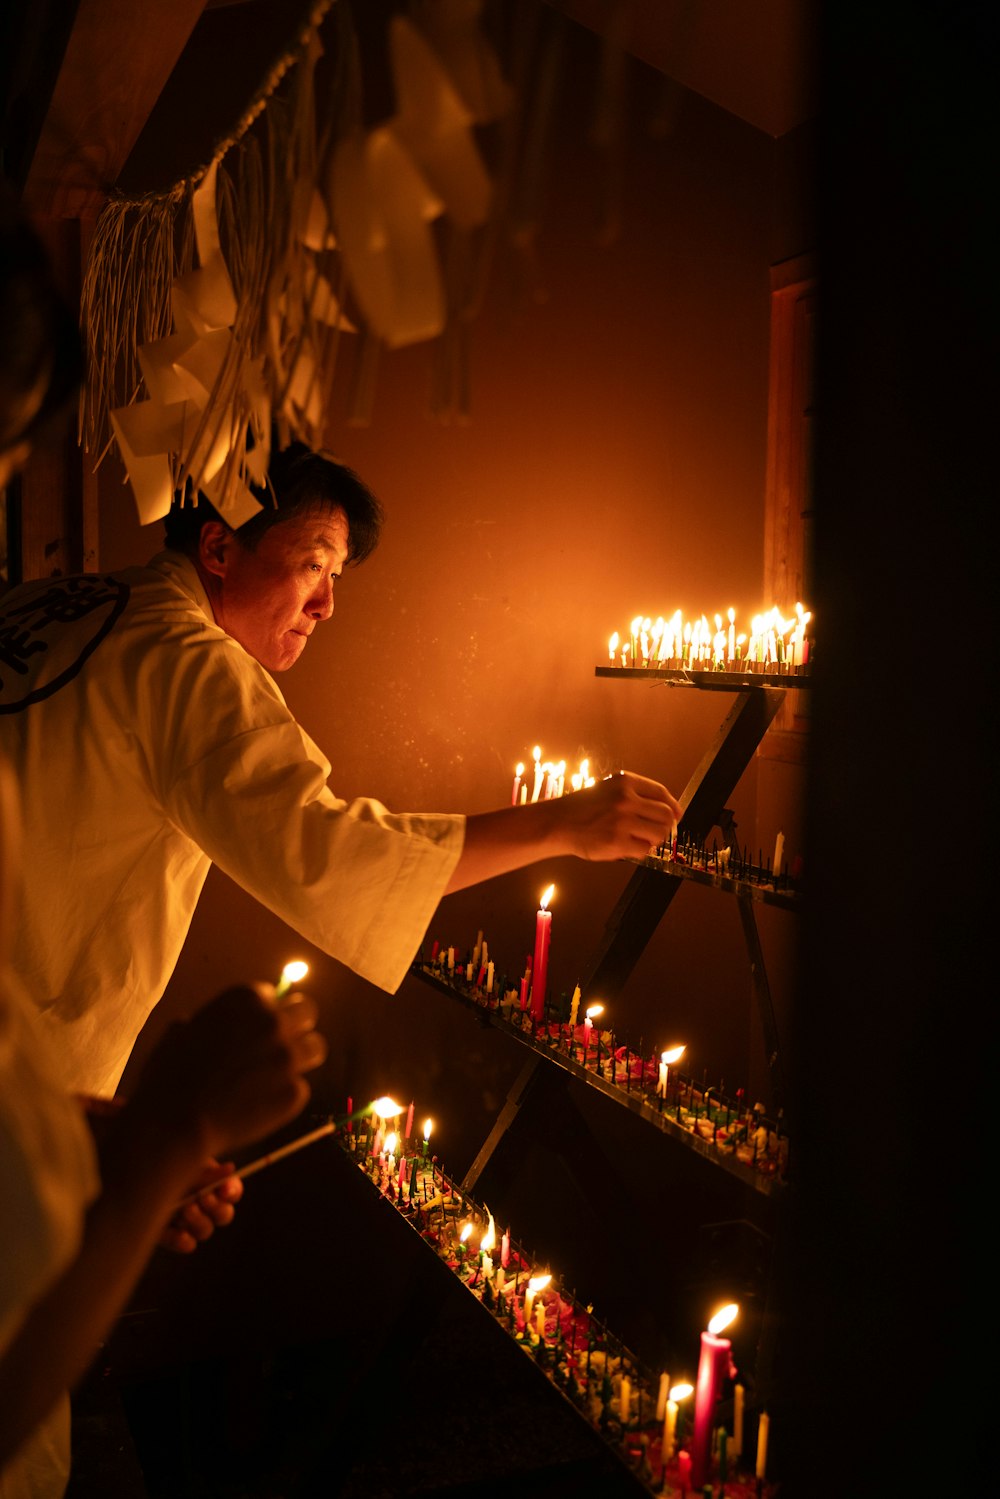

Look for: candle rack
[595,665,812,690]
[336,1117,775,1498]
[412,957,787,1198]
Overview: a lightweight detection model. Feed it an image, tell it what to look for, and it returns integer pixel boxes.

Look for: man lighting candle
[0,442,683,1099]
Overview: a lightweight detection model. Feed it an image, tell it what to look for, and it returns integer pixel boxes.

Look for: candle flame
[609,631,619,658]
[670,1382,694,1402]
[460,1222,473,1244]
[370,1095,402,1116]
[708,1302,739,1336]
[515,761,524,776]
[280,959,309,985]
[481,1213,496,1252]
[423,1118,433,1140]
[384,1132,397,1156]
[527,1274,551,1294]
[533,745,541,763]
[661,1044,686,1065]
[539,884,555,911]
[585,1003,604,1020]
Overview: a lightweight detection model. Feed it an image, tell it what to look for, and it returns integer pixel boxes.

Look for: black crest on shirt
[0,576,130,712]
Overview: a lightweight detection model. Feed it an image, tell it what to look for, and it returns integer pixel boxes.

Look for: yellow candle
[663,1399,677,1462]
[755,1411,769,1479]
[733,1382,744,1458]
[620,1374,631,1424]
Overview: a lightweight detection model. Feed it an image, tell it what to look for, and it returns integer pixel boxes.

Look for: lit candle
[511,761,524,806]
[690,1303,738,1489]
[531,884,554,1021]
[609,631,619,663]
[659,1043,685,1098]
[524,1272,550,1327]
[755,1411,769,1479]
[371,1096,402,1119]
[530,746,543,802]
[727,607,736,662]
[733,1382,744,1459]
[422,1118,433,1159]
[274,959,308,1000]
[664,1381,692,1464]
[583,1003,603,1059]
[481,1212,496,1279]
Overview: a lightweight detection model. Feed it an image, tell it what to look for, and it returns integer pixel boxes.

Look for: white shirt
[0,552,464,1095]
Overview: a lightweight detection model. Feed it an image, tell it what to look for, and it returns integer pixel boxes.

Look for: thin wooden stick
[177,1103,369,1207]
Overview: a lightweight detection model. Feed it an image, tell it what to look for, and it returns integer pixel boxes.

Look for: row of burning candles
[250,967,774,1487]
[607,604,813,670]
[350,1097,772,1491]
[423,932,784,1177]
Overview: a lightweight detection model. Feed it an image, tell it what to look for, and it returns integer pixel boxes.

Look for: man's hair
[0,184,84,452]
[163,441,384,563]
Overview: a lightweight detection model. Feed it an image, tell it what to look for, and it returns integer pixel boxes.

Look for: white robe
[1,751,98,1497]
[0,552,464,1095]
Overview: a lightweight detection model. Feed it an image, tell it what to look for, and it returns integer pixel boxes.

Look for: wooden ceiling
[4,0,818,222]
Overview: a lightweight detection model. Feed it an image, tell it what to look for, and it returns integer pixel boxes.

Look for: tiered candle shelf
[595,665,811,690]
[412,957,787,1198]
[335,1114,775,1497]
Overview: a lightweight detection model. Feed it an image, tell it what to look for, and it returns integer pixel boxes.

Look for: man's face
[212,505,350,671]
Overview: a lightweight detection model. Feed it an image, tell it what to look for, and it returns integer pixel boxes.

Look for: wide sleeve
[160,696,464,995]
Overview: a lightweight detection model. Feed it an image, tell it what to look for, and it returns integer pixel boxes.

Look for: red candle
[676,1449,692,1494]
[530,884,554,1020]
[690,1303,738,1488]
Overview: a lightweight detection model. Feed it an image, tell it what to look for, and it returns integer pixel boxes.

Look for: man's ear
[198,521,235,580]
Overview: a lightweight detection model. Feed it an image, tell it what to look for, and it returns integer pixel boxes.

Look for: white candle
[524,1273,550,1327]
[656,1371,670,1421]
[511,762,524,806]
[530,746,543,802]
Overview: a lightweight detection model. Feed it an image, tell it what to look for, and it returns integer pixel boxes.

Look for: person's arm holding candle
[0,981,326,1476]
[444,771,681,893]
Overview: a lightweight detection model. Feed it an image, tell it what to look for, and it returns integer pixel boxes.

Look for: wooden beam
[20,0,209,219]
